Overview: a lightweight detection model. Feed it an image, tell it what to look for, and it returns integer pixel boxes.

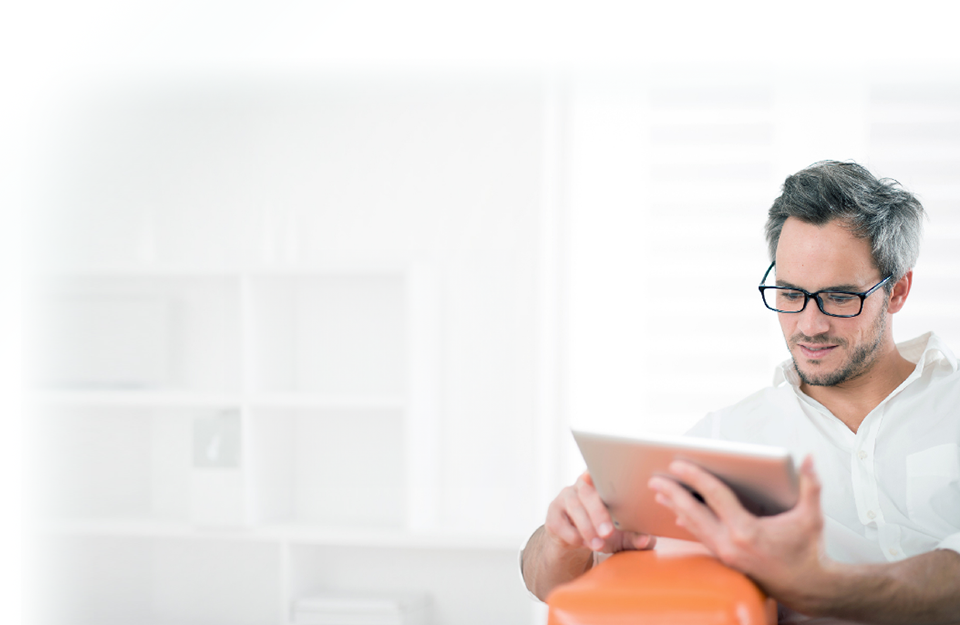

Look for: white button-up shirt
[687,332,960,564]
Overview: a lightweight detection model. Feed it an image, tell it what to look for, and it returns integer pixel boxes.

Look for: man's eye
[779,291,803,301]
[825,293,857,305]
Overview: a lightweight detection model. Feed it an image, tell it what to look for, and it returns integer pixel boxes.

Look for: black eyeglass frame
[758,262,893,318]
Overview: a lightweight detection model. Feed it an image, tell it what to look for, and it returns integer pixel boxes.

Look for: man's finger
[668,460,749,525]
[566,504,603,550]
[649,474,721,538]
[545,496,588,547]
[797,455,822,518]
[557,480,609,551]
[575,472,616,540]
[622,531,657,551]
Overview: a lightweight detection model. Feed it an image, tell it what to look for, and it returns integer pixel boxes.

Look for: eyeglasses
[758,262,892,318]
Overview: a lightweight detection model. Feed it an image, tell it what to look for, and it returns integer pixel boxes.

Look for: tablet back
[573,429,799,541]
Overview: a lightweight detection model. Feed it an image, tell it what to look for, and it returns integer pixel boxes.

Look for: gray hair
[765,160,925,289]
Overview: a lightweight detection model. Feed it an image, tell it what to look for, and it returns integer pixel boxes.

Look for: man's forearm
[792,549,960,624]
[521,525,595,600]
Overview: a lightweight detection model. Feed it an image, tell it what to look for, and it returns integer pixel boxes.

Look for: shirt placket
[852,405,905,561]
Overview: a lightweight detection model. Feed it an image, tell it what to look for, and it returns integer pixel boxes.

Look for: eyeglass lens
[762,289,861,316]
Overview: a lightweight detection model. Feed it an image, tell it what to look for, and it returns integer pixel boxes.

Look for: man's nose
[796,296,831,336]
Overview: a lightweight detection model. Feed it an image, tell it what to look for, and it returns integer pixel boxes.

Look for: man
[521,161,960,624]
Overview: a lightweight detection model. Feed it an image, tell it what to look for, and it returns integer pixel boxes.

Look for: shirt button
[867,510,876,520]
[889,548,898,556]
[858,450,868,460]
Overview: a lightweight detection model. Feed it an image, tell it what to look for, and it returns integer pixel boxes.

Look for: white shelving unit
[26,264,533,625]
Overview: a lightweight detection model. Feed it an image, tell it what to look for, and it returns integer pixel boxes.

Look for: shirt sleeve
[685,411,719,438]
[519,544,541,601]
[936,532,960,556]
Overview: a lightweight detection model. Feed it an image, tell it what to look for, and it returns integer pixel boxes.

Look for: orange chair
[546,548,775,625]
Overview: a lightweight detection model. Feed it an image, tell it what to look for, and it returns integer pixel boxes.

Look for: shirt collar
[772,331,958,389]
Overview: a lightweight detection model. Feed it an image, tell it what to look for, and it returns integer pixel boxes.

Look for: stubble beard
[789,309,887,387]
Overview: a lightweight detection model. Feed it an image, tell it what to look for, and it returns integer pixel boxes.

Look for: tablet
[572,429,800,542]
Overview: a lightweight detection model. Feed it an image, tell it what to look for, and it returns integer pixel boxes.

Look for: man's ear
[887,270,912,314]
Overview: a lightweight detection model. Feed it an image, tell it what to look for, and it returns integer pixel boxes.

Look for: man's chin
[792,358,846,387]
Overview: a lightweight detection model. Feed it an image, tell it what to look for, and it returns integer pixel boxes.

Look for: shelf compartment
[30,534,281,625]
[287,544,534,625]
[27,404,242,524]
[251,407,405,529]
[245,273,405,397]
[27,274,242,393]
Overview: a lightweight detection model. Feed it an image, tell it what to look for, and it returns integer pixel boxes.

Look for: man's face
[774,217,892,387]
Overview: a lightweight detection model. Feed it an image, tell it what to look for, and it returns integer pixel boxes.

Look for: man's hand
[522,471,656,600]
[546,471,657,554]
[648,456,960,624]
[648,455,827,605]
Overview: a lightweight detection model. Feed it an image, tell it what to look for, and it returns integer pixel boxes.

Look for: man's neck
[800,347,916,434]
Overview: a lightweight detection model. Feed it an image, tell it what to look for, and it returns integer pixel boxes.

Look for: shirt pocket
[906,443,960,537]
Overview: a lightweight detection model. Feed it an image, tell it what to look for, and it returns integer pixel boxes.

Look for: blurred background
[4,2,960,624]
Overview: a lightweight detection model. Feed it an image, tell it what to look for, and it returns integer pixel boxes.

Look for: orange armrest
[546,550,773,625]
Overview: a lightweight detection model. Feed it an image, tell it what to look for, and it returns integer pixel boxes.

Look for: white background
[5,2,960,624]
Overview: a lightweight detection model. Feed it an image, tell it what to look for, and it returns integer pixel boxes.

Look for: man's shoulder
[901,331,959,373]
[687,383,796,439]
[724,382,793,411]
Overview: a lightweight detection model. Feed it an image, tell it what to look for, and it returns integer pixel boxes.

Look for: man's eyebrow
[774,279,863,292]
